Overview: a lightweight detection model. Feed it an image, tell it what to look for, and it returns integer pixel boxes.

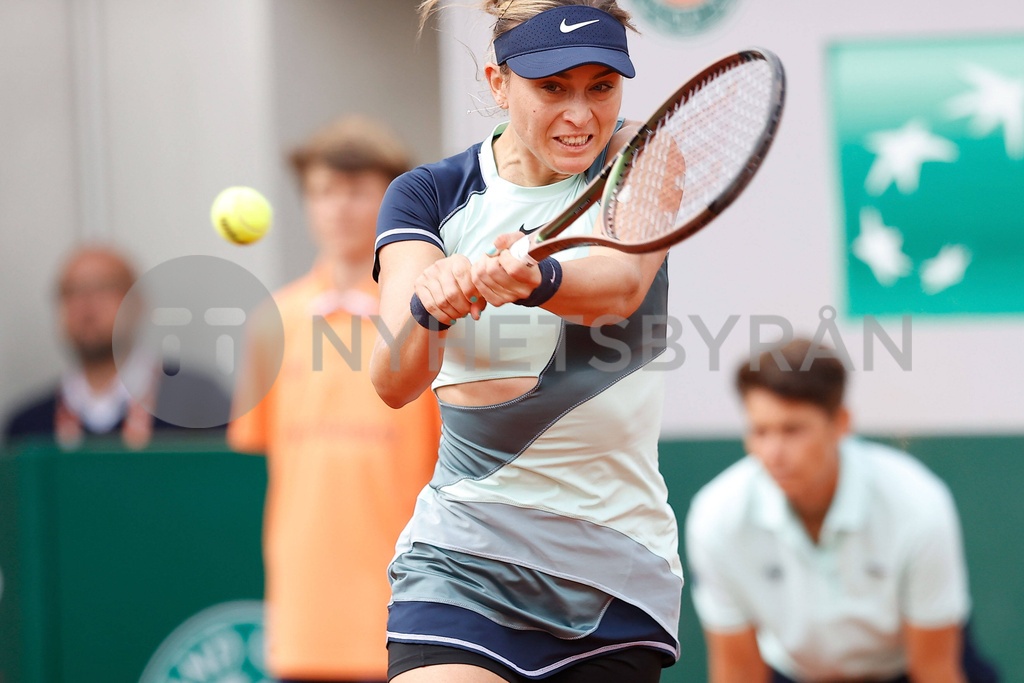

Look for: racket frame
[513,48,785,261]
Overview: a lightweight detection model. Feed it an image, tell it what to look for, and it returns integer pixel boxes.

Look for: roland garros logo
[631,0,740,36]
[138,601,269,683]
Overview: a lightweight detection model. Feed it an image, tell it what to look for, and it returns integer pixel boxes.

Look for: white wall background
[2,0,1021,440]
[0,0,439,433]
[435,0,1024,438]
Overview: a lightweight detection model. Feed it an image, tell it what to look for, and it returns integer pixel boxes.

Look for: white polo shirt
[685,437,970,681]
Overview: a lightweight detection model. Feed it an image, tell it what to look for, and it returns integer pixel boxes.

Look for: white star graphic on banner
[920,244,972,294]
[945,64,1024,160]
[864,119,959,195]
[852,207,913,286]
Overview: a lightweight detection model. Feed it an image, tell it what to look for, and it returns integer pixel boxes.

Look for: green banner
[828,36,1024,317]
[0,439,267,683]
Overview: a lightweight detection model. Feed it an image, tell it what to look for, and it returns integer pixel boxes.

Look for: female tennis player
[370,2,683,681]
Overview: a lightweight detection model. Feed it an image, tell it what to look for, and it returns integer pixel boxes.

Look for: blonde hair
[418,0,636,43]
[287,115,412,187]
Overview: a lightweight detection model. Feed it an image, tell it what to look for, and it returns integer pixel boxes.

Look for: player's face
[742,388,848,505]
[496,64,623,185]
[303,163,390,263]
[58,252,132,364]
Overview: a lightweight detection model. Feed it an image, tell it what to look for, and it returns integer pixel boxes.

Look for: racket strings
[605,58,776,244]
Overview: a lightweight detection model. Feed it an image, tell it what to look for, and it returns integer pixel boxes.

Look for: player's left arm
[478,235,666,325]
[903,622,966,683]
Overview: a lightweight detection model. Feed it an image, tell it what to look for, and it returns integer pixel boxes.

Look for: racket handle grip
[509,234,531,260]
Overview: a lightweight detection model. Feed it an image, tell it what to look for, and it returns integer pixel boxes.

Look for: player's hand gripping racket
[508,48,786,261]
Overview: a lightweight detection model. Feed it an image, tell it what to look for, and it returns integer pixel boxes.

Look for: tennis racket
[509,48,786,261]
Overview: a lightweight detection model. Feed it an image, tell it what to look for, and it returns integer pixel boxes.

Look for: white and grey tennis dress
[373,123,682,678]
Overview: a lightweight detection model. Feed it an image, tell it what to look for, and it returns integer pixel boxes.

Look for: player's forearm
[542,249,666,325]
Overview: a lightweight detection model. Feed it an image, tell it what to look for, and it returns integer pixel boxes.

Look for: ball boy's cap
[493,6,635,79]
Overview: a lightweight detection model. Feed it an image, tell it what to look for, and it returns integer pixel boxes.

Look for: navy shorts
[386,598,676,680]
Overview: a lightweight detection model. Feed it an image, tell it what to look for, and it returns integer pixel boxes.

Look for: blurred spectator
[685,338,998,683]
[227,116,440,683]
[3,245,229,449]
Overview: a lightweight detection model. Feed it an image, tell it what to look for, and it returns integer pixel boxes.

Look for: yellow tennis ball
[211,186,272,245]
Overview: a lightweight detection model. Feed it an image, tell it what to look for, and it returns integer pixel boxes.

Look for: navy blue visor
[493,6,635,79]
